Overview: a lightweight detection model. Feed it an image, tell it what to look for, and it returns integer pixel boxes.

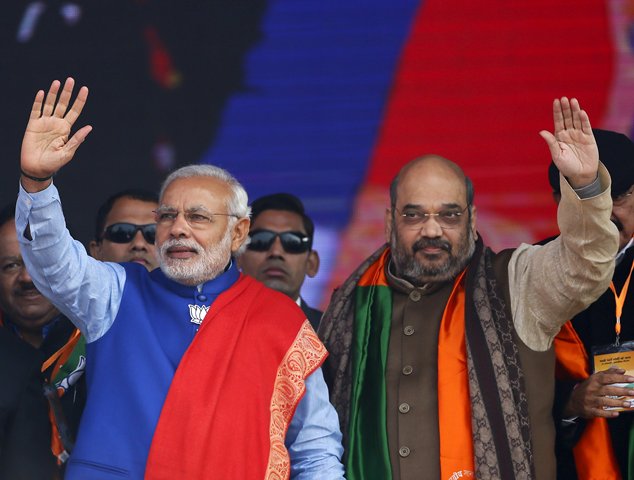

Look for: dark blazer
[546,239,634,479]
[0,327,55,479]
[300,299,323,331]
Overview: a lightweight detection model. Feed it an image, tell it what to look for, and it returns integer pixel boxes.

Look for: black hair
[250,193,315,249]
[94,189,158,241]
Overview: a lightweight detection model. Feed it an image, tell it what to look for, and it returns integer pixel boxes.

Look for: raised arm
[509,97,618,351]
[16,79,123,342]
[20,77,92,192]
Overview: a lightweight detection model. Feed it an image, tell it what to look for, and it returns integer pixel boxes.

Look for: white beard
[158,229,233,286]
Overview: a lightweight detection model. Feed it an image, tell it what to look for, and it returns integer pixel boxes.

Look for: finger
[42,80,61,116]
[64,86,89,126]
[560,97,572,131]
[552,98,564,133]
[595,372,634,385]
[63,125,93,160]
[600,396,632,410]
[570,98,581,130]
[53,77,75,118]
[539,130,561,161]
[588,406,620,418]
[29,90,45,120]
[605,367,626,374]
[579,109,593,134]
[601,385,634,397]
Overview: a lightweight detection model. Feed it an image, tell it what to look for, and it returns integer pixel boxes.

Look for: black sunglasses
[247,230,311,254]
[102,223,156,244]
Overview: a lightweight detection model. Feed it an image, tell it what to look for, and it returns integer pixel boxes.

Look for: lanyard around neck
[41,328,81,381]
[609,258,634,346]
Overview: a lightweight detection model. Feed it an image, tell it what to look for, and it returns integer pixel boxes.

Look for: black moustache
[412,238,451,253]
[16,284,40,295]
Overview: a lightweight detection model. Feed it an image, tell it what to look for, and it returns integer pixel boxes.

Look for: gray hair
[159,164,251,220]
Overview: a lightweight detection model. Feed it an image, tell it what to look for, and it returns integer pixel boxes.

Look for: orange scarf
[554,321,621,479]
[145,275,327,479]
[438,270,475,479]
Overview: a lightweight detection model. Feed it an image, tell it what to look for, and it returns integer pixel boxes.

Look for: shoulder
[0,328,42,385]
[121,261,150,279]
[239,277,307,326]
[0,328,38,363]
[300,300,323,328]
[490,247,515,276]
[250,278,300,311]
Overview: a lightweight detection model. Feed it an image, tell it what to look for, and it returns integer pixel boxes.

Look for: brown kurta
[383,252,556,479]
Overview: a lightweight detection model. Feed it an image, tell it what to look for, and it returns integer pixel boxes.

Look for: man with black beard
[15,78,344,479]
[318,97,619,480]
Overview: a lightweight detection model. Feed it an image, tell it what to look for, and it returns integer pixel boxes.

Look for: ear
[305,250,320,278]
[230,217,251,253]
[469,206,478,239]
[89,240,102,259]
[384,208,393,243]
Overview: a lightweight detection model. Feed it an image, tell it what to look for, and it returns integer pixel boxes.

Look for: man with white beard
[15,78,344,479]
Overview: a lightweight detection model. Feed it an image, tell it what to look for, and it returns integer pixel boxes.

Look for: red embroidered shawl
[145,275,327,479]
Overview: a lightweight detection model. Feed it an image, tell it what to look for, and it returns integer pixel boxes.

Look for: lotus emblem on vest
[188,304,209,325]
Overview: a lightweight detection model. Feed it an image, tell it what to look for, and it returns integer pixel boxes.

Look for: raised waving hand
[20,78,92,187]
[539,97,598,189]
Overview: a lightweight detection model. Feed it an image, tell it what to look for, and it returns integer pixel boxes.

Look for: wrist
[20,169,55,182]
[567,172,598,190]
[562,382,582,418]
[20,174,53,193]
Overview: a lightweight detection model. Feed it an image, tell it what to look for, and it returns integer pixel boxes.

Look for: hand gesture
[563,368,634,419]
[20,78,92,183]
[539,97,598,189]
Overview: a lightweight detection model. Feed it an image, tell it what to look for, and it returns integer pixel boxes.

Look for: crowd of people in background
[1,77,633,480]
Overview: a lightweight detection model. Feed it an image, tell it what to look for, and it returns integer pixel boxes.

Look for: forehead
[396,161,467,208]
[251,210,305,233]
[160,177,231,211]
[0,220,19,257]
[106,197,157,225]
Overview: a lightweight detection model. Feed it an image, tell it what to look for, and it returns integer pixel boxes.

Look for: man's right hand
[20,77,92,192]
[539,97,599,190]
[564,367,634,418]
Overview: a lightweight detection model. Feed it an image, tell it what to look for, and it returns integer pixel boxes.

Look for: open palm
[539,97,598,189]
[21,78,92,179]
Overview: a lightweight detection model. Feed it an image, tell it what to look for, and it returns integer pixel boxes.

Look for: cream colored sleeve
[508,163,618,351]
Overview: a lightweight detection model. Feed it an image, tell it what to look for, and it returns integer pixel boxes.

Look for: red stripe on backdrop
[365,0,613,243]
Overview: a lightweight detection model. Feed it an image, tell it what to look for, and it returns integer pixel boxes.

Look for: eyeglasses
[247,230,311,254]
[102,223,156,244]
[613,187,634,207]
[394,206,468,229]
[153,207,238,228]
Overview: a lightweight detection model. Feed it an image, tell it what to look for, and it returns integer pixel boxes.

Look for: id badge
[592,340,634,411]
